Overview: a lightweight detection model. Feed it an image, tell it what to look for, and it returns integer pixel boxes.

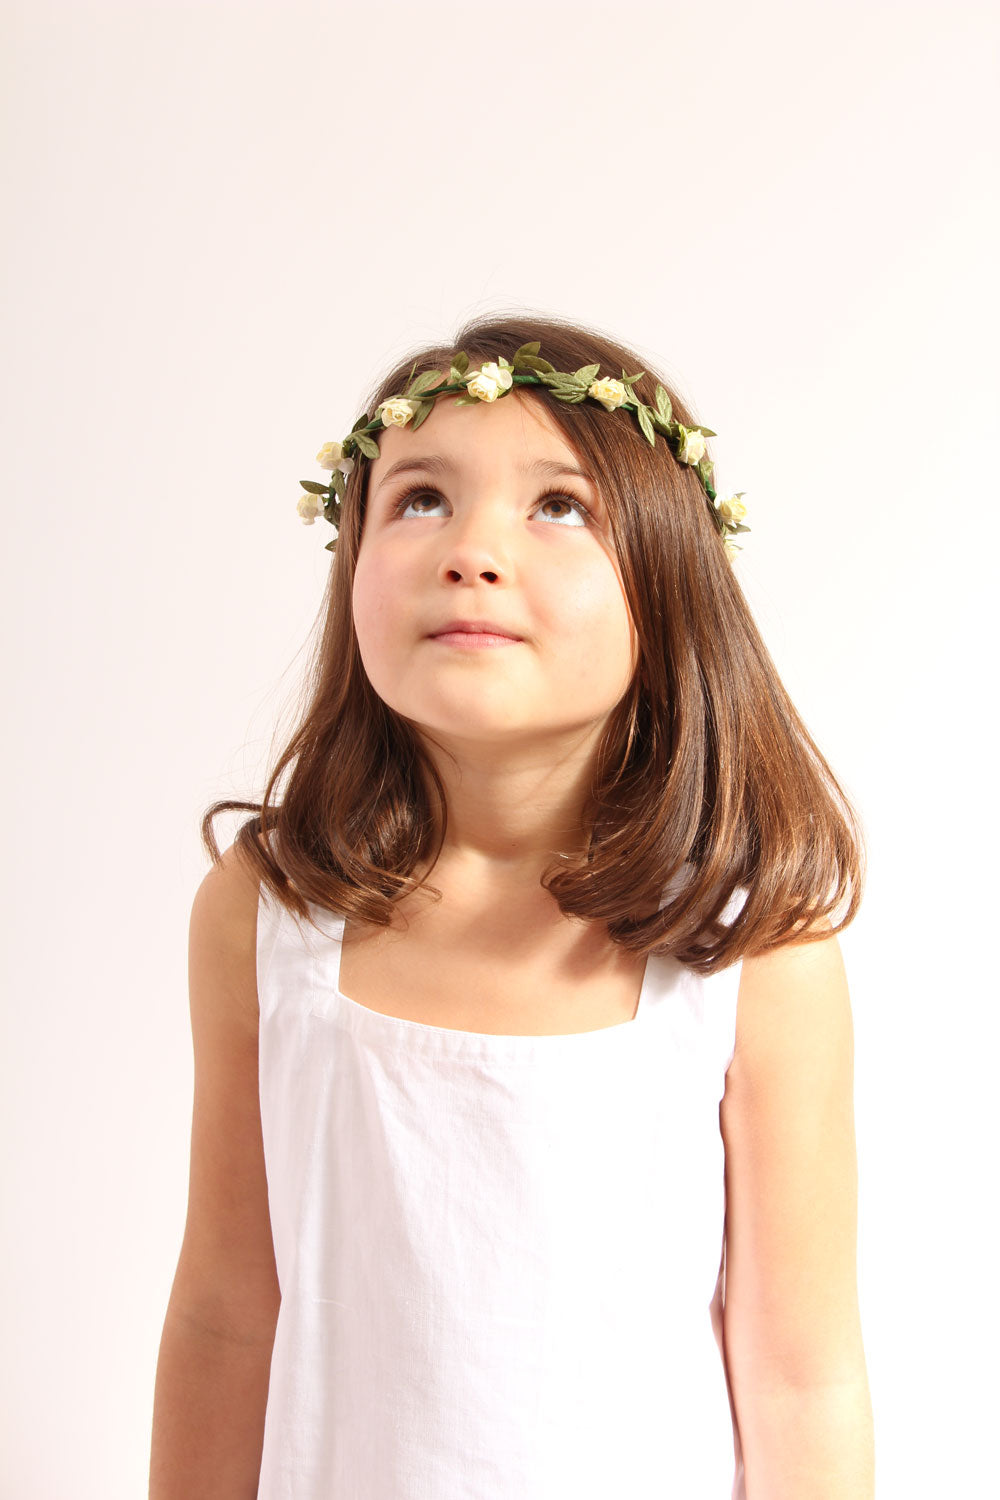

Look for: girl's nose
[435,499,513,583]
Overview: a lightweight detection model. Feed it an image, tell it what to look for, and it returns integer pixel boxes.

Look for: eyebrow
[373,454,596,495]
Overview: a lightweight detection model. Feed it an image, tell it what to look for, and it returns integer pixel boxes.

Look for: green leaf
[636,403,656,446]
[409,399,435,431]
[695,426,717,438]
[300,479,330,495]
[405,369,443,399]
[622,369,645,387]
[353,430,381,460]
[654,384,672,424]
[698,457,715,485]
[512,341,541,362]
[330,469,346,499]
[536,371,585,393]
[450,351,470,378]
[324,538,337,551]
[451,394,481,406]
[514,354,556,374]
[574,363,601,384]
[350,413,370,433]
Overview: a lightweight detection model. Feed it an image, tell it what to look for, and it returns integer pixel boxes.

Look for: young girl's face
[353,390,639,754]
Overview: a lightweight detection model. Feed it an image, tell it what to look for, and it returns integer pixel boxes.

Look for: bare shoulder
[193,837,262,921]
[189,840,263,1034]
[733,918,853,1066]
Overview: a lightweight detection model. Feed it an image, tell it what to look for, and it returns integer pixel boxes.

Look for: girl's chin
[406,714,597,747]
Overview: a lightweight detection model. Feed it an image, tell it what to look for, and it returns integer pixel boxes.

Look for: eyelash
[389,481,594,526]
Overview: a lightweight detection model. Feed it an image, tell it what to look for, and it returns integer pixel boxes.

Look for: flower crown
[297,341,749,557]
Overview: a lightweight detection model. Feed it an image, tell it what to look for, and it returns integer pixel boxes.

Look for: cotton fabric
[256,881,747,1499]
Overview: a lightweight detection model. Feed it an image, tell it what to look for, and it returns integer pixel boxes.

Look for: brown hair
[202,308,864,974]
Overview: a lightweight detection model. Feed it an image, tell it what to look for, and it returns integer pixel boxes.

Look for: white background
[2,1,997,1494]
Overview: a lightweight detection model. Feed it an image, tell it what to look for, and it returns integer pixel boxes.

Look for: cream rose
[377,397,419,428]
[715,494,748,525]
[465,362,514,402]
[297,492,326,525]
[315,442,355,480]
[676,425,707,465]
[723,538,742,560]
[588,377,628,412]
[316,440,344,469]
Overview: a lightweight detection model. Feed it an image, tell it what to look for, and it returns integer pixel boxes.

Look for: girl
[149,313,875,1499]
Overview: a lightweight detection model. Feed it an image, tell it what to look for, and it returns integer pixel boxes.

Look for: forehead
[367,389,588,486]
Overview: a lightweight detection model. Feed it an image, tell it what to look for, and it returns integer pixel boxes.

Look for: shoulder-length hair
[203,309,864,974]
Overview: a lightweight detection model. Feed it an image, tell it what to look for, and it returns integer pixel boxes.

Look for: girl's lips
[430,631,523,649]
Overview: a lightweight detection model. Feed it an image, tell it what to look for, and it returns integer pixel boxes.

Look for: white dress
[255,881,747,1499]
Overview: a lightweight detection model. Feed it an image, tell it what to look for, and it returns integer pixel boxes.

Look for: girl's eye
[535,493,590,526]
[390,485,592,527]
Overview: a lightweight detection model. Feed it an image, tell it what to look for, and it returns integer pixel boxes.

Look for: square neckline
[324,907,654,1042]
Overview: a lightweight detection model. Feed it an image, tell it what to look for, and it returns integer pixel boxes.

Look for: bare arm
[149,844,281,1499]
[720,929,875,1499]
